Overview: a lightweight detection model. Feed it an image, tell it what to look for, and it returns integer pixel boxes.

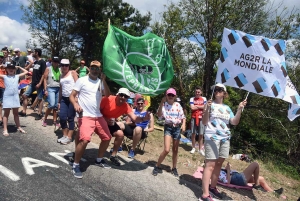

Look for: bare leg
[111,130,124,156]
[198,134,204,150]
[37,99,43,115]
[12,108,21,127]
[132,127,142,150]
[0,103,3,122]
[3,108,10,131]
[210,157,225,187]
[156,135,172,166]
[62,128,68,137]
[259,176,273,192]
[202,159,216,197]
[74,140,89,163]
[243,162,260,186]
[67,129,74,139]
[44,108,52,122]
[172,139,180,168]
[191,133,196,148]
[53,109,58,123]
[31,96,39,109]
[22,95,28,113]
[98,140,110,158]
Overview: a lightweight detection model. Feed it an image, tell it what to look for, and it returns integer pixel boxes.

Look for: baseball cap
[117,88,130,97]
[166,88,176,96]
[6,63,16,68]
[212,83,227,92]
[127,99,133,105]
[60,59,70,64]
[90,60,101,67]
[52,56,60,62]
[14,48,20,52]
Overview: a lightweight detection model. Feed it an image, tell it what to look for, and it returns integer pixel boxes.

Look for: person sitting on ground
[75,60,89,78]
[124,97,154,158]
[100,88,151,166]
[219,161,283,195]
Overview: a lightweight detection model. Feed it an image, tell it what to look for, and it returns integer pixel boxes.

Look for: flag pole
[242,91,250,112]
[108,18,110,32]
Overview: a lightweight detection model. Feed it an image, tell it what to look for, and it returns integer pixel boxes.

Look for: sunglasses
[14,51,19,53]
[61,64,69,67]
[167,93,175,97]
[137,102,144,105]
[118,93,129,98]
[214,87,225,93]
[90,66,100,71]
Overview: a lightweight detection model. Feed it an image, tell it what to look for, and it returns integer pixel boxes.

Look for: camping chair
[123,131,148,152]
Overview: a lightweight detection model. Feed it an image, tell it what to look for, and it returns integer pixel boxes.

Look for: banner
[216,28,287,99]
[288,103,300,121]
[103,25,174,96]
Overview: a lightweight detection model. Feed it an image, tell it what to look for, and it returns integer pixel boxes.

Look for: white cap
[14,48,20,52]
[117,88,130,97]
[60,59,70,64]
[212,83,227,92]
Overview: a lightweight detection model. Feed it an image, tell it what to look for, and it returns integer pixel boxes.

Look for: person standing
[199,83,247,201]
[70,60,111,178]
[0,52,6,126]
[75,60,89,78]
[12,48,33,74]
[190,87,207,156]
[19,48,46,120]
[152,88,186,177]
[57,59,78,145]
[1,63,28,136]
[42,56,61,127]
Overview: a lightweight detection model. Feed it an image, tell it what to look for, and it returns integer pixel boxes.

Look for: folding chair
[123,132,148,152]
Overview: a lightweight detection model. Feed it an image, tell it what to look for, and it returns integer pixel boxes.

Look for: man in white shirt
[69,60,111,179]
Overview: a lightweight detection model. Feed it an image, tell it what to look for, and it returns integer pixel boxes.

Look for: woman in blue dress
[0,63,28,136]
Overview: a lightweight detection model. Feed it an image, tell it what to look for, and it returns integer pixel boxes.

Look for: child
[1,63,28,136]
[152,88,186,177]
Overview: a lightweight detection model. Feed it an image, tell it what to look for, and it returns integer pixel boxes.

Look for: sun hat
[90,60,101,67]
[14,48,20,52]
[212,83,227,92]
[166,88,176,96]
[60,59,70,64]
[117,88,130,97]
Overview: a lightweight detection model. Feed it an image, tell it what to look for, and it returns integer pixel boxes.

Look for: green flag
[103,25,174,96]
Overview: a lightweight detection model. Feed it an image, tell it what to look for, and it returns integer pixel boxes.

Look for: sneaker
[274,188,283,195]
[57,136,66,143]
[253,184,266,192]
[190,148,196,154]
[60,137,72,145]
[35,114,43,120]
[128,149,135,158]
[18,111,26,117]
[199,149,205,156]
[72,165,83,179]
[171,168,179,177]
[95,159,111,169]
[42,121,47,127]
[199,195,214,201]
[110,156,121,166]
[152,166,159,176]
[209,186,223,199]
[109,147,123,153]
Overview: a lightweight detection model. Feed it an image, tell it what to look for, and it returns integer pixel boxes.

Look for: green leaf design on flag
[103,25,174,96]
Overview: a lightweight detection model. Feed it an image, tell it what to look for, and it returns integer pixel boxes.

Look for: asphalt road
[0,112,201,201]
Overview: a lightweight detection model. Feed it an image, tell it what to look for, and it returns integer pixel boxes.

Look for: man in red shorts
[100,88,151,166]
[69,60,110,178]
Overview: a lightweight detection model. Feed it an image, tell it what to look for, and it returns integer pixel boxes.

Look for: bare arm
[18,66,29,77]
[69,90,82,113]
[230,100,247,125]
[225,162,231,184]
[144,113,154,132]
[25,57,34,70]
[190,104,205,111]
[43,68,49,91]
[202,99,212,125]
[101,74,110,97]
[157,96,166,118]
[75,67,80,72]
[86,67,90,72]
[71,70,78,82]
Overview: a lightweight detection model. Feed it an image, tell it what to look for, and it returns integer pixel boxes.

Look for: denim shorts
[0,87,4,103]
[230,172,247,186]
[23,83,43,99]
[47,87,59,109]
[164,124,181,140]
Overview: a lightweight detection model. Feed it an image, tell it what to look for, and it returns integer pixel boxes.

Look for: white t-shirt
[161,102,186,125]
[204,102,234,141]
[73,76,104,117]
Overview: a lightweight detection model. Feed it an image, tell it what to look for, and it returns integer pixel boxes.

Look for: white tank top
[60,72,75,97]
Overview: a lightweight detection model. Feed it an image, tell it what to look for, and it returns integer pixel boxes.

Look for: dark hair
[34,48,42,57]
[2,47,8,51]
[195,86,202,91]
[136,97,145,103]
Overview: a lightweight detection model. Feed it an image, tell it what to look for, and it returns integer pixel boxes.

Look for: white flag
[216,28,287,99]
[288,103,300,121]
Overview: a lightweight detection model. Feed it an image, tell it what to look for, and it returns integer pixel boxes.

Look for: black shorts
[108,123,121,136]
[124,124,147,139]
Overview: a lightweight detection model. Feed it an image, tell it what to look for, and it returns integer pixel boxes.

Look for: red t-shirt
[100,95,132,118]
[190,96,206,118]
[0,67,6,88]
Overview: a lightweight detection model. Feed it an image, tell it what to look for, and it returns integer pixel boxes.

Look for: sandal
[17,128,27,134]
[3,130,9,136]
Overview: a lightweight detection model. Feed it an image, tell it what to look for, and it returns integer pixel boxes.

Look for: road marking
[49,152,70,165]
[21,157,59,175]
[63,150,87,162]
[0,165,20,181]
